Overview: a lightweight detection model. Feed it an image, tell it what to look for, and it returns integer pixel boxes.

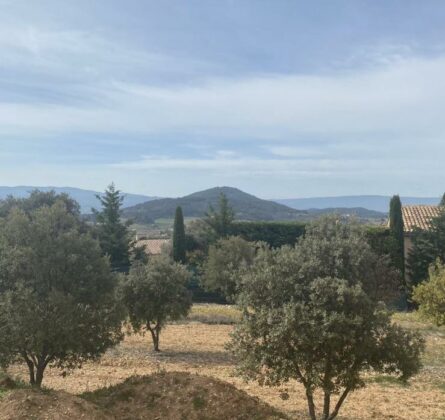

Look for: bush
[412,260,445,326]
[230,221,306,248]
[200,236,257,302]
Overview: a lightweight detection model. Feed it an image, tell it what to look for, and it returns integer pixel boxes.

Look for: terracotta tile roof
[402,205,442,232]
[137,239,170,255]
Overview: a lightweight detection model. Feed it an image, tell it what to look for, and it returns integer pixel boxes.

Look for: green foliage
[412,261,445,326]
[93,183,133,272]
[172,206,186,263]
[204,193,234,238]
[407,209,445,288]
[201,236,257,302]
[0,189,81,218]
[229,217,424,420]
[230,221,306,248]
[440,193,445,207]
[0,202,123,387]
[389,195,405,275]
[122,186,303,224]
[120,257,192,351]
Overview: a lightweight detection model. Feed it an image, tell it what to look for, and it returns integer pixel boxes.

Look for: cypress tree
[389,195,405,276]
[172,206,186,263]
[440,193,445,206]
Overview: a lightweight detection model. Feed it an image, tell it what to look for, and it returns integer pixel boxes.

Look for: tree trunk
[148,325,161,352]
[322,391,331,420]
[305,388,317,420]
[327,387,351,420]
[22,352,36,386]
[26,361,35,386]
[35,363,46,387]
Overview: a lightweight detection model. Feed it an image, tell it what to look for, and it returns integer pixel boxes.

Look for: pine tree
[172,206,186,263]
[389,195,405,277]
[204,192,234,238]
[93,183,132,272]
[440,193,445,206]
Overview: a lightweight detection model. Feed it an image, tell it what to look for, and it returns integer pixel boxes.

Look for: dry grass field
[6,305,445,419]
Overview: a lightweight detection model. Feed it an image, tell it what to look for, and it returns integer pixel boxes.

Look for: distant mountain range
[122,186,305,223]
[1,186,440,222]
[276,195,441,213]
[0,186,156,213]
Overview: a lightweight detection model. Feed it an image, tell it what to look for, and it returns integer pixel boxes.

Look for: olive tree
[201,236,257,302]
[229,217,424,420]
[0,202,124,387]
[412,260,445,326]
[120,257,192,351]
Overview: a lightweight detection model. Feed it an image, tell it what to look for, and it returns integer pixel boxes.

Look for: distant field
[5,306,445,419]
[130,217,198,235]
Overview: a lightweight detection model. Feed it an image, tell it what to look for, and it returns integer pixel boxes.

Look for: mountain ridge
[276,195,441,213]
[122,186,306,223]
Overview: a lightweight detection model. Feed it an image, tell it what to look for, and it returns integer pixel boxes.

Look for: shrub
[412,260,445,326]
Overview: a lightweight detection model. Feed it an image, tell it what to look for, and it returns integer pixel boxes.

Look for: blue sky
[1,0,445,198]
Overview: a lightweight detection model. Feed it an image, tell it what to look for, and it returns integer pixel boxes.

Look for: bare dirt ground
[6,306,445,419]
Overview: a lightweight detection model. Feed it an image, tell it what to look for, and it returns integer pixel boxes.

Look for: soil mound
[83,371,287,420]
[0,372,286,419]
[0,388,107,420]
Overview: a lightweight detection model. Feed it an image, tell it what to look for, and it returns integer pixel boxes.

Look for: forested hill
[122,186,306,223]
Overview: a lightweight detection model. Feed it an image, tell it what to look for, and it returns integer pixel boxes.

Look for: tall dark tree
[93,183,132,272]
[440,193,445,206]
[389,195,405,276]
[204,192,234,238]
[172,206,186,263]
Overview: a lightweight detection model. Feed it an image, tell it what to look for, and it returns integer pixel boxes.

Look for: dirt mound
[0,372,286,420]
[0,388,107,420]
[83,371,287,420]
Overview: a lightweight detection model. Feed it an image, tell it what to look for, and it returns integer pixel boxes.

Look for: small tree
[201,236,257,302]
[389,195,405,276]
[204,193,234,238]
[120,257,192,351]
[0,202,123,387]
[229,218,424,420]
[412,260,445,326]
[172,206,186,263]
[440,193,445,207]
[94,183,133,272]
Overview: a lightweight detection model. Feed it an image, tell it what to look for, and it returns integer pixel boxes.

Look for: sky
[1,0,445,198]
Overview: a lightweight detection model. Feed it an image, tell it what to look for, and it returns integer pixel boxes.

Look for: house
[402,205,442,275]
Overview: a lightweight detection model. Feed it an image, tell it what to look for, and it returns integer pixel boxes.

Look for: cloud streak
[1,53,445,142]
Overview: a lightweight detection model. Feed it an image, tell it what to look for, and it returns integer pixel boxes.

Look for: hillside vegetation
[122,186,306,223]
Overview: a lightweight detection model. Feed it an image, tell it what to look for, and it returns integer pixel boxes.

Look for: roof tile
[402,205,442,232]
